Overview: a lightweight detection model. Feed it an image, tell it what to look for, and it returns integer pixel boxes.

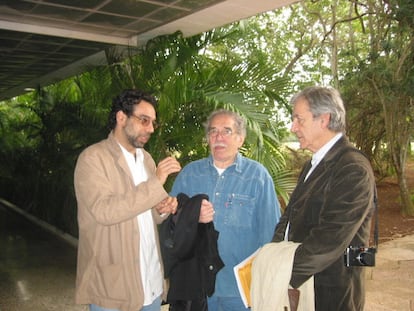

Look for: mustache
[212,143,227,148]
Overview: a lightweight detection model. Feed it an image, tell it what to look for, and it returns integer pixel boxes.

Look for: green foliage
[0,78,113,235]
[0,29,296,235]
[3,0,413,231]
[137,30,296,198]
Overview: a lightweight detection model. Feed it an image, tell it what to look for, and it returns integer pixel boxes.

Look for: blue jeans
[90,296,161,311]
[207,296,249,311]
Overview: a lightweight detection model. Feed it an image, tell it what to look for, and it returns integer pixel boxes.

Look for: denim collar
[206,152,244,173]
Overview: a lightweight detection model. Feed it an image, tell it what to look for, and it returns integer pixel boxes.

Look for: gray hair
[203,109,247,137]
[291,86,346,132]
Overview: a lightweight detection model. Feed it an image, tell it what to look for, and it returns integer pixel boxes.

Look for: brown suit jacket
[273,137,375,311]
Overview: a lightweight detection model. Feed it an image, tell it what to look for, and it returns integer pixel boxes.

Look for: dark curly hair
[108,89,158,130]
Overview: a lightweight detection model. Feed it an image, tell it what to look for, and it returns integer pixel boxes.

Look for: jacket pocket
[223,193,254,229]
[91,263,127,300]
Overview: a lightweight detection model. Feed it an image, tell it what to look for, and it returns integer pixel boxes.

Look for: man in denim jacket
[170,109,281,311]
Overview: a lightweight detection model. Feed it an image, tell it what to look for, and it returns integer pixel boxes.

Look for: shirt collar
[312,133,343,166]
[118,143,144,164]
[208,152,243,173]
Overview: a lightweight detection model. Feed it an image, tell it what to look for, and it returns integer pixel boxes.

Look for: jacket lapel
[289,137,351,209]
[107,132,135,186]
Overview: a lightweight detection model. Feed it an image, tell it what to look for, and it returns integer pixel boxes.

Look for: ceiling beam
[0,0,299,100]
[137,0,299,43]
[0,20,137,46]
[0,50,111,100]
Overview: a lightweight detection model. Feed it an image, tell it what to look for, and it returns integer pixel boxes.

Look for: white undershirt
[120,145,162,305]
[304,133,343,181]
[214,164,225,175]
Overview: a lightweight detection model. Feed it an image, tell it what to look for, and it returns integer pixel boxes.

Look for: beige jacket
[251,242,314,311]
[74,132,169,311]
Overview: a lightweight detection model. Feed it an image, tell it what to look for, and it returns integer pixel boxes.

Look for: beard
[124,125,149,149]
[127,134,145,149]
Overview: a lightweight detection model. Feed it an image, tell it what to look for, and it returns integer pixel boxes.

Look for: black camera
[344,246,376,267]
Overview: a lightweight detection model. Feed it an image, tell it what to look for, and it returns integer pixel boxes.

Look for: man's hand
[156,156,181,185]
[155,196,178,215]
[199,199,215,223]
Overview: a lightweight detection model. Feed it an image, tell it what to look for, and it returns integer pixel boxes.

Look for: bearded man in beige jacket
[74,89,181,311]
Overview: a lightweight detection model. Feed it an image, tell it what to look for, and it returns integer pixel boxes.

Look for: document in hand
[233,248,261,308]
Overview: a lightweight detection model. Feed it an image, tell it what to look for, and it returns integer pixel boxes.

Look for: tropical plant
[0,27,296,236]
[104,29,296,204]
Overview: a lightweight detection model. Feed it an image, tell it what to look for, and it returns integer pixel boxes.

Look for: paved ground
[364,235,414,311]
[0,204,85,311]
[1,202,413,311]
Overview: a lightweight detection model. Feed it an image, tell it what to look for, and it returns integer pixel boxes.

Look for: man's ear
[116,110,127,125]
[320,113,331,128]
[237,135,245,148]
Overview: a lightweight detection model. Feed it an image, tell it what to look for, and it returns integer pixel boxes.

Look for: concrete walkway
[0,203,86,311]
[1,201,413,311]
[364,235,414,311]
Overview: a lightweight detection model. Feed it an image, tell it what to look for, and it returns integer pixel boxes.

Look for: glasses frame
[207,128,233,138]
[130,114,159,129]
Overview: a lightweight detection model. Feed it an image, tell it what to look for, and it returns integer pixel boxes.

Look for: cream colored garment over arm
[251,242,315,311]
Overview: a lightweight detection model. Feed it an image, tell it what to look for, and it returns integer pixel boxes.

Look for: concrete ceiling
[0,0,298,101]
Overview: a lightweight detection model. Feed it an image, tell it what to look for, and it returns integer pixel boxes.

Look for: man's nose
[290,121,298,133]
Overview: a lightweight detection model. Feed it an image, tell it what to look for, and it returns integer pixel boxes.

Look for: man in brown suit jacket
[272,86,376,311]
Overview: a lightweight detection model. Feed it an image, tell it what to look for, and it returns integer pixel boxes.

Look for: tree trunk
[394,154,414,216]
[373,79,413,216]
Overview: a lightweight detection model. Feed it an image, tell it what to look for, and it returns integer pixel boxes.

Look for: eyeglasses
[130,114,159,129]
[207,128,233,138]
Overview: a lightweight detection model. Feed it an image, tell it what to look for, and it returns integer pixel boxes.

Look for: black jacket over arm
[160,193,224,301]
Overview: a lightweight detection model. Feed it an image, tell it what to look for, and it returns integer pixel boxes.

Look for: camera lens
[357,251,375,266]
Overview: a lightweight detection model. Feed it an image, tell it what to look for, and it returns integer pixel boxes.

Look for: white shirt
[304,133,343,181]
[120,145,163,305]
[214,164,225,175]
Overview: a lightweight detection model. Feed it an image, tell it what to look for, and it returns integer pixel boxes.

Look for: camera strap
[373,185,379,250]
[342,147,379,251]
[347,147,380,251]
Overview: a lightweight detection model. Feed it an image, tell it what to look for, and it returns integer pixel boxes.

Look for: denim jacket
[170,153,281,297]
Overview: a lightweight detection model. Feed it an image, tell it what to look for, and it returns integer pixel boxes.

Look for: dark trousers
[168,298,208,311]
